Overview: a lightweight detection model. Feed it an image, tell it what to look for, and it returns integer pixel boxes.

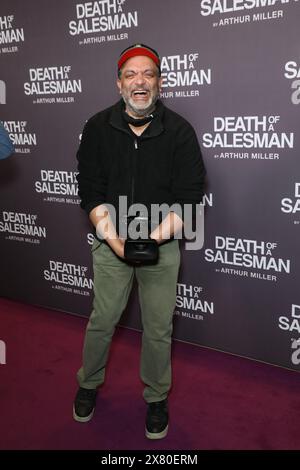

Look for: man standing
[74,44,206,439]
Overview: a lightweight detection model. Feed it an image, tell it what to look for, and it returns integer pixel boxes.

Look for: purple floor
[0,297,299,450]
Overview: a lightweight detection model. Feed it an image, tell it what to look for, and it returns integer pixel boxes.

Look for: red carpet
[0,297,299,450]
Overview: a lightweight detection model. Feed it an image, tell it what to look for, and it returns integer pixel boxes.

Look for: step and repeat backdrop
[0,0,299,370]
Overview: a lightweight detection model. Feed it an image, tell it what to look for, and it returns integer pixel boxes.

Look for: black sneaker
[145,399,169,439]
[73,387,97,423]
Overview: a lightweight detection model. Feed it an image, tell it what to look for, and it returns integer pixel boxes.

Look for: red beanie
[118,44,160,72]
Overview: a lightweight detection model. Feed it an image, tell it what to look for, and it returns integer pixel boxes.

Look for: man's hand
[112,238,125,259]
[150,211,184,243]
[90,205,125,258]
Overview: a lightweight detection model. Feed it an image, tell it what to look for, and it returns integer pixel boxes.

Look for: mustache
[130,87,150,93]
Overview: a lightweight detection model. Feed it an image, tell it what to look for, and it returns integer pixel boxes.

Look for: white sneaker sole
[73,405,95,423]
[145,424,168,440]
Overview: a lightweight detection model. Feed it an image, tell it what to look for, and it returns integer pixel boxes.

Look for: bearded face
[117,56,161,118]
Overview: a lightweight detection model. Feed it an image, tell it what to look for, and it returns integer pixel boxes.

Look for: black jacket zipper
[131,138,138,206]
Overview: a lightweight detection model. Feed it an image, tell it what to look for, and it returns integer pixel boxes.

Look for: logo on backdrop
[44,260,93,297]
[0,80,6,104]
[278,304,300,367]
[200,0,297,28]
[69,0,138,46]
[160,52,211,99]
[0,211,46,245]
[202,193,213,207]
[284,61,300,105]
[0,14,25,54]
[205,236,291,282]
[24,66,82,104]
[281,183,300,225]
[174,283,214,322]
[202,115,294,161]
[35,169,79,205]
[3,121,37,155]
[87,232,95,245]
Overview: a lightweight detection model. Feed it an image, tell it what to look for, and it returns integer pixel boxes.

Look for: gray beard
[122,94,159,118]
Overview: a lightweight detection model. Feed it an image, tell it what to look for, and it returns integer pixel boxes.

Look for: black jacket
[77,99,206,229]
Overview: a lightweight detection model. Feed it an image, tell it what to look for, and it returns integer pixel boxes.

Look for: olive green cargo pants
[77,238,180,403]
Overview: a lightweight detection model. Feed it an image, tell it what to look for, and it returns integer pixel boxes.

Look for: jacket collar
[109,99,165,138]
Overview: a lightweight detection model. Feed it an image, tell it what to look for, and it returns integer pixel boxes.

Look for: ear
[158,77,163,93]
[117,79,122,94]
